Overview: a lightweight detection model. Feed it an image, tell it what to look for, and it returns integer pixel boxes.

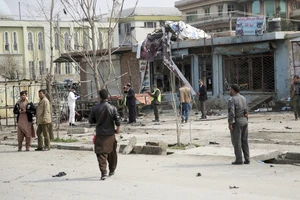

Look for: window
[4,31,9,51]
[83,31,89,50]
[144,22,156,28]
[265,1,275,17]
[75,63,80,74]
[98,32,103,49]
[64,32,70,50]
[29,61,36,80]
[28,32,33,50]
[65,63,71,74]
[38,32,43,50]
[13,32,18,51]
[55,33,59,50]
[228,4,235,15]
[55,63,61,74]
[124,23,131,36]
[279,0,286,17]
[293,2,300,9]
[74,32,79,50]
[186,11,197,22]
[252,0,260,14]
[39,61,45,75]
[218,5,223,16]
[204,7,210,16]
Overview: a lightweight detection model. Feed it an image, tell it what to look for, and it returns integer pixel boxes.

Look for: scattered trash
[281,107,291,111]
[145,132,149,134]
[258,160,265,164]
[52,172,66,177]
[3,136,8,140]
[196,173,202,177]
[255,108,272,112]
[280,121,282,123]
[154,123,161,125]
[119,135,123,139]
[266,118,271,120]
[284,126,292,129]
[229,186,239,189]
[270,165,274,167]
[141,123,146,127]
[209,141,219,145]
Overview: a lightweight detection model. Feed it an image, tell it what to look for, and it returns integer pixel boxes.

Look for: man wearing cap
[290,75,300,120]
[68,87,79,126]
[126,83,136,123]
[148,84,161,122]
[89,89,121,180]
[228,84,250,165]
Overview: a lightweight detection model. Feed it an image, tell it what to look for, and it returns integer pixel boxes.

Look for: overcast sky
[5,0,179,20]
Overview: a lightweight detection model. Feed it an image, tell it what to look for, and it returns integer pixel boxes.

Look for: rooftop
[121,7,181,18]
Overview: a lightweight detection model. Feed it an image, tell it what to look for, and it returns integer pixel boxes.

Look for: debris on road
[209,141,219,145]
[196,173,202,177]
[229,186,239,189]
[52,172,66,177]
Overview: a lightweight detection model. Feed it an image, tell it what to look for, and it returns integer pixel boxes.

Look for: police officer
[148,84,161,122]
[228,84,250,165]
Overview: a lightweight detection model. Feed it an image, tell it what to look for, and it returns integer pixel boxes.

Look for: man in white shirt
[68,87,79,126]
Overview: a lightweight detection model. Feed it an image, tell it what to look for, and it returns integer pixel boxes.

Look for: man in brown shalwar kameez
[13,91,36,151]
[89,89,121,180]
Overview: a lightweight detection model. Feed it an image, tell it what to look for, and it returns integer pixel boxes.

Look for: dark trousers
[96,140,117,176]
[128,105,136,123]
[230,123,250,162]
[153,104,159,120]
[292,95,300,119]
[199,101,206,118]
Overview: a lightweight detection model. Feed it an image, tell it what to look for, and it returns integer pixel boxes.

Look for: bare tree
[0,55,22,80]
[60,0,138,94]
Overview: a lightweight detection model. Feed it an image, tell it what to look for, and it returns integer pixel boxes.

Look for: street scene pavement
[1,110,300,200]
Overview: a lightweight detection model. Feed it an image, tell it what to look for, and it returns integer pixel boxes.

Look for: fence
[0,81,42,126]
[224,52,275,92]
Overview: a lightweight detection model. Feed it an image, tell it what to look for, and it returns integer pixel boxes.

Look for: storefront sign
[236,16,265,36]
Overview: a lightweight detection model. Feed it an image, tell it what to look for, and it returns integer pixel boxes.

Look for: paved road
[0,145,299,200]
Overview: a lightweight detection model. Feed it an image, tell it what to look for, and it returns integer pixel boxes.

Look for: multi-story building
[175,0,300,33]
[0,0,118,82]
[118,7,182,46]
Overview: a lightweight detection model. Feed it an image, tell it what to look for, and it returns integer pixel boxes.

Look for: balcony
[290,9,300,19]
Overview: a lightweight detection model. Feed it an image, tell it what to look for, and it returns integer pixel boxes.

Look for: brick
[142,146,166,155]
[286,152,300,160]
[122,136,137,154]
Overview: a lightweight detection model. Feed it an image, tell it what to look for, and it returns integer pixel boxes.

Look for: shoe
[35,148,44,151]
[231,161,243,165]
[123,119,128,122]
[109,171,115,176]
[244,160,250,164]
[181,118,184,123]
[70,124,76,126]
[26,149,30,151]
[43,147,50,151]
[18,148,21,152]
[185,120,188,123]
[100,175,107,180]
[152,119,159,122]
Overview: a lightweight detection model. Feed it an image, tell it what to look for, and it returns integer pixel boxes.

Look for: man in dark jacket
[89,89,121,180]
[125,83,136,123]
[13,91,36,151]
[197,79,207,119]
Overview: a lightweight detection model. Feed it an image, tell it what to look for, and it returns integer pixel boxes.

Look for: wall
[120,51,140,94]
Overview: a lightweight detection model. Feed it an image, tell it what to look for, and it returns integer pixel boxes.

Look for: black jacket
[89,100,121,136]
[126,88,136,107]
[13,101,36,122]
[198,85,208,101]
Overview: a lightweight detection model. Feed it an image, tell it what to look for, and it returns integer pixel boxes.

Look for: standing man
[179,83,191,123]
[36,89,52,151]
[89,89,121,180]
[148,84,161,122]
[290,75,300,120]
[13,91,36,151]
[126,83,136,124]
[68,87,79,126]
[197,79,207,119]
[228,84,250,165]
[121,86,128,122]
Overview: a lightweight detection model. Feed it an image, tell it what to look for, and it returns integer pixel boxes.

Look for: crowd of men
[22,77,299,179]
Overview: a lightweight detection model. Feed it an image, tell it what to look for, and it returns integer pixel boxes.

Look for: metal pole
[5,83,8,126]
[13,85,16,129]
